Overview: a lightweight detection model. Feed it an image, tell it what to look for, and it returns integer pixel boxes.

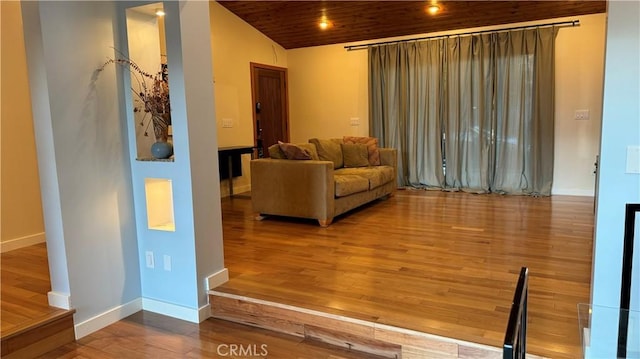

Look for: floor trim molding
[142,297,201,323]
[551,188,595,196]
[220,183,251,198]
[198,304,211,322]
[74,298,142,339]
[48,291,72,310]
[206,268,229,290]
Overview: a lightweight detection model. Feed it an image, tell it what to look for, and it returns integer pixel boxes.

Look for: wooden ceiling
[216,1,606,49]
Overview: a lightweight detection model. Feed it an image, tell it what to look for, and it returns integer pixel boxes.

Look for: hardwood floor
[217,190,594,359]
[1,190,593,358]
[1,243,75,358]
[1,244,378,358]
[1,243,58,335]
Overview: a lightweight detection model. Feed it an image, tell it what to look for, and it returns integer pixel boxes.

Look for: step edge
[1,308,75,340]
[208,290,507,356]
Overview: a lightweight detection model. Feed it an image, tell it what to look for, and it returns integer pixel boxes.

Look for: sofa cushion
[343,136,381,166]
[335,165,395,189]
[309,138,343,169]
[278,141,312,160]
[341,143,369,168]
[334,174,370,197]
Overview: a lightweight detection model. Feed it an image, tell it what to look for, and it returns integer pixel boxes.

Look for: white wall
[287,14,606,196]
[177,1,226,312]
[21,0,141,334]
[122,1,224,323]
[209,1,288,196]
[589,1,640,357]
[20,0,225,337]
[288,44,369,142]
[553,14,606,196]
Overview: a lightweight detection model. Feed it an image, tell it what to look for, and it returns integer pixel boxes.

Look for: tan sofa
[250,138,397,227]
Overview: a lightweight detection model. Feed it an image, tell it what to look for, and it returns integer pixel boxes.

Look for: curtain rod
[344,19,579,51]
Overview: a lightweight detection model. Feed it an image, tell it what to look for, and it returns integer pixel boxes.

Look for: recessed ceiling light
[319,14,332,30]
[427,4,440,15]
[155,9,165,17]
[319,9,331,30]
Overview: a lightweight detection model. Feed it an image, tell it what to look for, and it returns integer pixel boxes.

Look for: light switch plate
[350,117,360,126]
[575,109,590,121]
[145,251,154,269]
[626,146,640,174]
[163,255,171,271]
[222,118,233,128]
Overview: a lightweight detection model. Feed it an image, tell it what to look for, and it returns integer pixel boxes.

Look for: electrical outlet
[626,146,640,174]
[163,255,172,271]
[574,109,590,121]
[145,251,154,269]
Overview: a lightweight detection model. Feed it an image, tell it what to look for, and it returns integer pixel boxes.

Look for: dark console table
[218,146,254,197]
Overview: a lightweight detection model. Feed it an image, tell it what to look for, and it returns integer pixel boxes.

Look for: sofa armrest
[379,148,397,168]
[379,148,398,189]
[251,159,335,220]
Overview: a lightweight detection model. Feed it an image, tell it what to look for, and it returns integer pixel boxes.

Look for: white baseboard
[48,291,72,310]
[142,297,202,323]
[0,232,45,253]
[551,188,595,196]
[198,303,212,322]
[235,184,251,195]
[220,182,251,198]
[74,298,142,339]
[73,297,210,339]
[206,267,229,290]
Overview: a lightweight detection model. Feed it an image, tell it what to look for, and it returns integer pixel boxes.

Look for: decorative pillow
[309,138,343,169]
[268,143,286,159]
[343,136,381,166]
[296,143,320,161]
[341,143,369,168]
[278,141,312,160]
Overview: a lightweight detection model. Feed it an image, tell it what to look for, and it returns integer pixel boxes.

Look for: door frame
[250,62,290,157]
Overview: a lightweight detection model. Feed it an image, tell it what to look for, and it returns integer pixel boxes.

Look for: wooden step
[1,308,75,359]
[209,290,544,359]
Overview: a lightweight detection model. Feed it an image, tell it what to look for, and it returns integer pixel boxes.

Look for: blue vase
[151,141,173,159]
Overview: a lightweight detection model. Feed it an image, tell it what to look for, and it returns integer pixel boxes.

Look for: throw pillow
[268,143,286,159]
[341,143,369,168]
[309,138,344,169]
[343,136,381,166]
[278,141,312,160]
[296,143,320,161]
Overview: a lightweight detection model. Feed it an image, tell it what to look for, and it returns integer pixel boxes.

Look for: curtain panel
[369,27,557,195]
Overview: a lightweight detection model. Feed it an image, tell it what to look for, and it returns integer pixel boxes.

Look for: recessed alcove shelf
[126,3,173,160]
[137,157,175,162]
[144,178,176,232]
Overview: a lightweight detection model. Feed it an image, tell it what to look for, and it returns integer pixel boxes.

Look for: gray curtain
[443,34,494,193]
[369,42,444,188]
[369,27,557,195]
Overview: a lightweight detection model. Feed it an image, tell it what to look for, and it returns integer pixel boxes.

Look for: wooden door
[250,63,289,158]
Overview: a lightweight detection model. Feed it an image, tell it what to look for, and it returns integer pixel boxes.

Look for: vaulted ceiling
[217,1,607,49]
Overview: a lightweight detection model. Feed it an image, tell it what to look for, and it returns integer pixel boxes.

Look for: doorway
[250,63,290,158]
